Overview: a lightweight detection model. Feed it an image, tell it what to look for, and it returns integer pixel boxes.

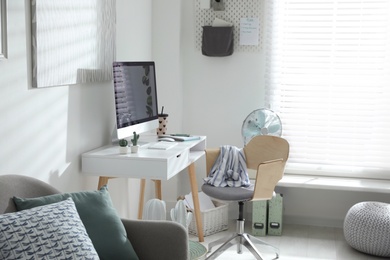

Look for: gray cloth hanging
[202,26,234,57]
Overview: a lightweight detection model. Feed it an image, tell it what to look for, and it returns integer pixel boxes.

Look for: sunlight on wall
[0,85,70,180]
[0,0,72,182]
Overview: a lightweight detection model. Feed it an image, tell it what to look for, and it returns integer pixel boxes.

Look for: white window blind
[265,0,390,179]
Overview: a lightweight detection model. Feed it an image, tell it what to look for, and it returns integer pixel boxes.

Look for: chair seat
[202,184,254,201]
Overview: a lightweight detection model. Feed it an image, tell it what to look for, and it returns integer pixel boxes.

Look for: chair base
[206,219,279,260]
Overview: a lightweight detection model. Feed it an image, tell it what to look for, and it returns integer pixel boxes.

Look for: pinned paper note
[240,17,259,46]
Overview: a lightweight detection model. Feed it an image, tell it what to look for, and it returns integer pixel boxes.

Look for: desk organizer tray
[188,200,228,237]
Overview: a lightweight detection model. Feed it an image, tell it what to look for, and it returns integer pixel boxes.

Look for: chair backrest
[0,174,60,214]
[205,148,220,176]
[243,135,289,170]
[252,158,285,201]
[244,135,289,201]
[205,135,290,177]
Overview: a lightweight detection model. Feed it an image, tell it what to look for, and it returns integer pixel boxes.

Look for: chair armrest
[121,219,189,260]
[205,148,220,176]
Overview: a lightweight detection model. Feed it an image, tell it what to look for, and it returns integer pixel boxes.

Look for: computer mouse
[158,137,176,142]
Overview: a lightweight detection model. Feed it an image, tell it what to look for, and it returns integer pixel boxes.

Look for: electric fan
[241,108,282,145]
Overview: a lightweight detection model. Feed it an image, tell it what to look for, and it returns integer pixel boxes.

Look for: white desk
[82,136,206,242]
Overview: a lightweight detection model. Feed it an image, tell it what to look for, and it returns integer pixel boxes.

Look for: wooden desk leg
[138,180,162,219]
[138,179,146,220]
[153,180,162,199]
[188,162,204,242]
[97,177,110,190]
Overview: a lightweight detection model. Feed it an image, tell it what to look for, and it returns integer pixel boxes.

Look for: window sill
[278,174,390,193]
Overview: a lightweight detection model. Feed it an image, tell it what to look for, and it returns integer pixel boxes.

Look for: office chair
[202,135,289,260]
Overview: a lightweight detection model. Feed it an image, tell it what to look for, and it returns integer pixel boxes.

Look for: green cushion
[13,186,139,260]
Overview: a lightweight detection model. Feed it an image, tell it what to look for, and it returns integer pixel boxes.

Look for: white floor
[189,221,385,260]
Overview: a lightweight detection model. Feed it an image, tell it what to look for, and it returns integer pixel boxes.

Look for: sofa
[0,174,189,260]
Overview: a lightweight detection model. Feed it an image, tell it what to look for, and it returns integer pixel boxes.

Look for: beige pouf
[344,202,390,257]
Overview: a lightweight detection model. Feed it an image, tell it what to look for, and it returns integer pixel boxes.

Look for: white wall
[0,0,155,220]
[151,0,183,203]
[180,3,265,148]
[0,1,109,191]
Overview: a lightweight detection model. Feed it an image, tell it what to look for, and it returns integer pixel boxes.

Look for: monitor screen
[113,61,159,140]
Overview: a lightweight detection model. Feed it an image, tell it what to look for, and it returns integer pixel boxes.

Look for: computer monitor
[112,61,159,141]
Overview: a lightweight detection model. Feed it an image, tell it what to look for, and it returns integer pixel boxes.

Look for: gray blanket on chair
[204,145,250,187]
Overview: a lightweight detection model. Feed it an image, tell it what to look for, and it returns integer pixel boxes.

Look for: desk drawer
[167,149,189,179]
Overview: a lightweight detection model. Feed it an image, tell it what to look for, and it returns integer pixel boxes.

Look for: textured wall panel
[31,0,116,88]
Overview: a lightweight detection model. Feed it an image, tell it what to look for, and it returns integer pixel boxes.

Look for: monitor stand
[111,126,119,145]
[111,125,158,147]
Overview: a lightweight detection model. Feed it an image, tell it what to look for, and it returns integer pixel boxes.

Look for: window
[265,0,390,179]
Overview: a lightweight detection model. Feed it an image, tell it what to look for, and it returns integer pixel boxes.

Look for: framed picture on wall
[30,0,116,88]
[0,0,7,60]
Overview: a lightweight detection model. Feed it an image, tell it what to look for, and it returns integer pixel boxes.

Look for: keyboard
[148,142,178,150]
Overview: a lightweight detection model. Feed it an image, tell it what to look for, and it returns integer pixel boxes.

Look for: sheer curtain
[264,0,390,179]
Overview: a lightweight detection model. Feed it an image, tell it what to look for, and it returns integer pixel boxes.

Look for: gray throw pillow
[0,198,99,259]
[13,186,139,260]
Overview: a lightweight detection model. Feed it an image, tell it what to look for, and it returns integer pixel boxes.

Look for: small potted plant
[118,139,128,154]
[130,131,140,153]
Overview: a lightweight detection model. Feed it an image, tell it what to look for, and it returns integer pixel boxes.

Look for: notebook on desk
[148,142,178,150]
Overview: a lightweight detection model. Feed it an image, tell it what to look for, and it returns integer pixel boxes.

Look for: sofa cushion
[0,198,99,259]
[13,186,139,260]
